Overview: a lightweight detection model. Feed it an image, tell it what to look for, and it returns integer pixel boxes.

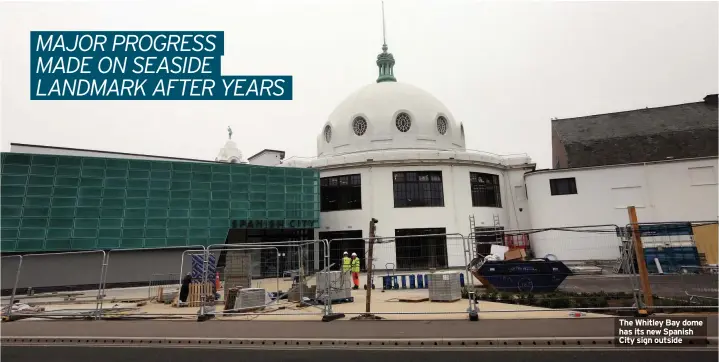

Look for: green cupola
[376,1,396,83]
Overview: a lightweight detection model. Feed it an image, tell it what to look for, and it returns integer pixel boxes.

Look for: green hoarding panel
[0,153,320,253]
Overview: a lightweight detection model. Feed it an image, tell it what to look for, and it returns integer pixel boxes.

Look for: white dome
[317,81,466,157]
[216,139,245,163]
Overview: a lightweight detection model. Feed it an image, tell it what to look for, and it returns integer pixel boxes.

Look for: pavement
[2,346,717,362]
[3,317,718,339]
[3,277,615,321]
[3,271,716,322]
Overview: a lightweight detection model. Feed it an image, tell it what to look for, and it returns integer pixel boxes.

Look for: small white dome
[317,81,466,157]
[216,140,245,163]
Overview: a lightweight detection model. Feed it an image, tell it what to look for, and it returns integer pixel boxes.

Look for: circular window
[324,125,332,143]
[352,117,367,136]
[437,116,448,135]
[395,112,411,132]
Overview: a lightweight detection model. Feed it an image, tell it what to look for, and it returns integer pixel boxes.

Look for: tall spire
[376,1,396,83]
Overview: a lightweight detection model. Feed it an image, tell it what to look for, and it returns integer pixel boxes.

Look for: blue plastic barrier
[460,273,465,287]
[424,274,429,288]
[401,275,407,289]
[191,254,216,282]
[409,275,416,289]
[417,274,424,289]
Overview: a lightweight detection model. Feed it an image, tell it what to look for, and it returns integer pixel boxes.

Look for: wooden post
[627,206,654,308]
[365,219,377,314]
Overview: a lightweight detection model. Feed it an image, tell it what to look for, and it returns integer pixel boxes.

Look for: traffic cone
[215,272,221,291]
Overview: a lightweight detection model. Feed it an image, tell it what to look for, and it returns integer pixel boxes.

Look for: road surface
[3,317,718,339]
[2,346,717,362]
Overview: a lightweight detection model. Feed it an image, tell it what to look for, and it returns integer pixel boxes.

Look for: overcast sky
[1,0,717,168]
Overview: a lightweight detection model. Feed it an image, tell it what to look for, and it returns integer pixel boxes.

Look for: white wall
[524,157,719,261]
[317,162,533,268]
[248,151,283,166]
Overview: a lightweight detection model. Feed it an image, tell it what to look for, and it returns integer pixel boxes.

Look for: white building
[282,38,719,266]
[525,157,718,261]
[283,40,538,269]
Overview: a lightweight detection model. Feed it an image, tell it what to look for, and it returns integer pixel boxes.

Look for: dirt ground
[7,271,713,322]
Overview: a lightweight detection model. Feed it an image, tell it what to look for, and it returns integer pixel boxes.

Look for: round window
[437,116,448,135]
[324,125,332,143]
[352,117,368,136]
[395,112,411,132]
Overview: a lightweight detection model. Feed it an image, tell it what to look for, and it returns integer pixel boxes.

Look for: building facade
[525,157,718,261]
[551,94,718,169]
[2,33,717,292]
[283,40,719,269]
[282,40,536,270]
[0,147,319,291]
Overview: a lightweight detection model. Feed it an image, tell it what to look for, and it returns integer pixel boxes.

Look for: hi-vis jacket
[342,256,352,272]
[351,257,361,273]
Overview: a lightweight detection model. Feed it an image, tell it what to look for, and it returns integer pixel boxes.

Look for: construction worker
[350,252,360,289]
[342,251,352,273]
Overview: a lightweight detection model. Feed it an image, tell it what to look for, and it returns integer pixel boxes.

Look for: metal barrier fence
[0,250,106,320]
[325,233,470,318]
[147,273,180,301]
[205,239,330,318]
[1,223,716,321]
[100,245,208,318]
[0,255,22,316]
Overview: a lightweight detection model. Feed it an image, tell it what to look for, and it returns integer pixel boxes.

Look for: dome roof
[216,139,245,164]
[317,81,466,157]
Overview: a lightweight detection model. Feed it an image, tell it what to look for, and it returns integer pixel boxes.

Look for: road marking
[4,335,716,347]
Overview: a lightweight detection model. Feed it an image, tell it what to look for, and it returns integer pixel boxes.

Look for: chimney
[704,94,718,105]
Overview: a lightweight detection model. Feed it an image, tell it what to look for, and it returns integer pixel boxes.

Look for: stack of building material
[428,271,462,302]
[223,252,252,301]
[316,271,352,302]
[224,287,240,312]
[288,284,316,302]
[187,282,214,307]
[234,288,267,310]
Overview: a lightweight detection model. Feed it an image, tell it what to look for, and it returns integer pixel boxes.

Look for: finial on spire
[382,1,387,47]
[376,1,396,83]
[227,126,233,140]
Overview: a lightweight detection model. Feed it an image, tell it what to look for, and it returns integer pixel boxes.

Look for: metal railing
[2,222,717,321]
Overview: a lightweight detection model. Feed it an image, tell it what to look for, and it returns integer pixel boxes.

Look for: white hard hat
[351,252,357,257]
[343,251,348,255]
